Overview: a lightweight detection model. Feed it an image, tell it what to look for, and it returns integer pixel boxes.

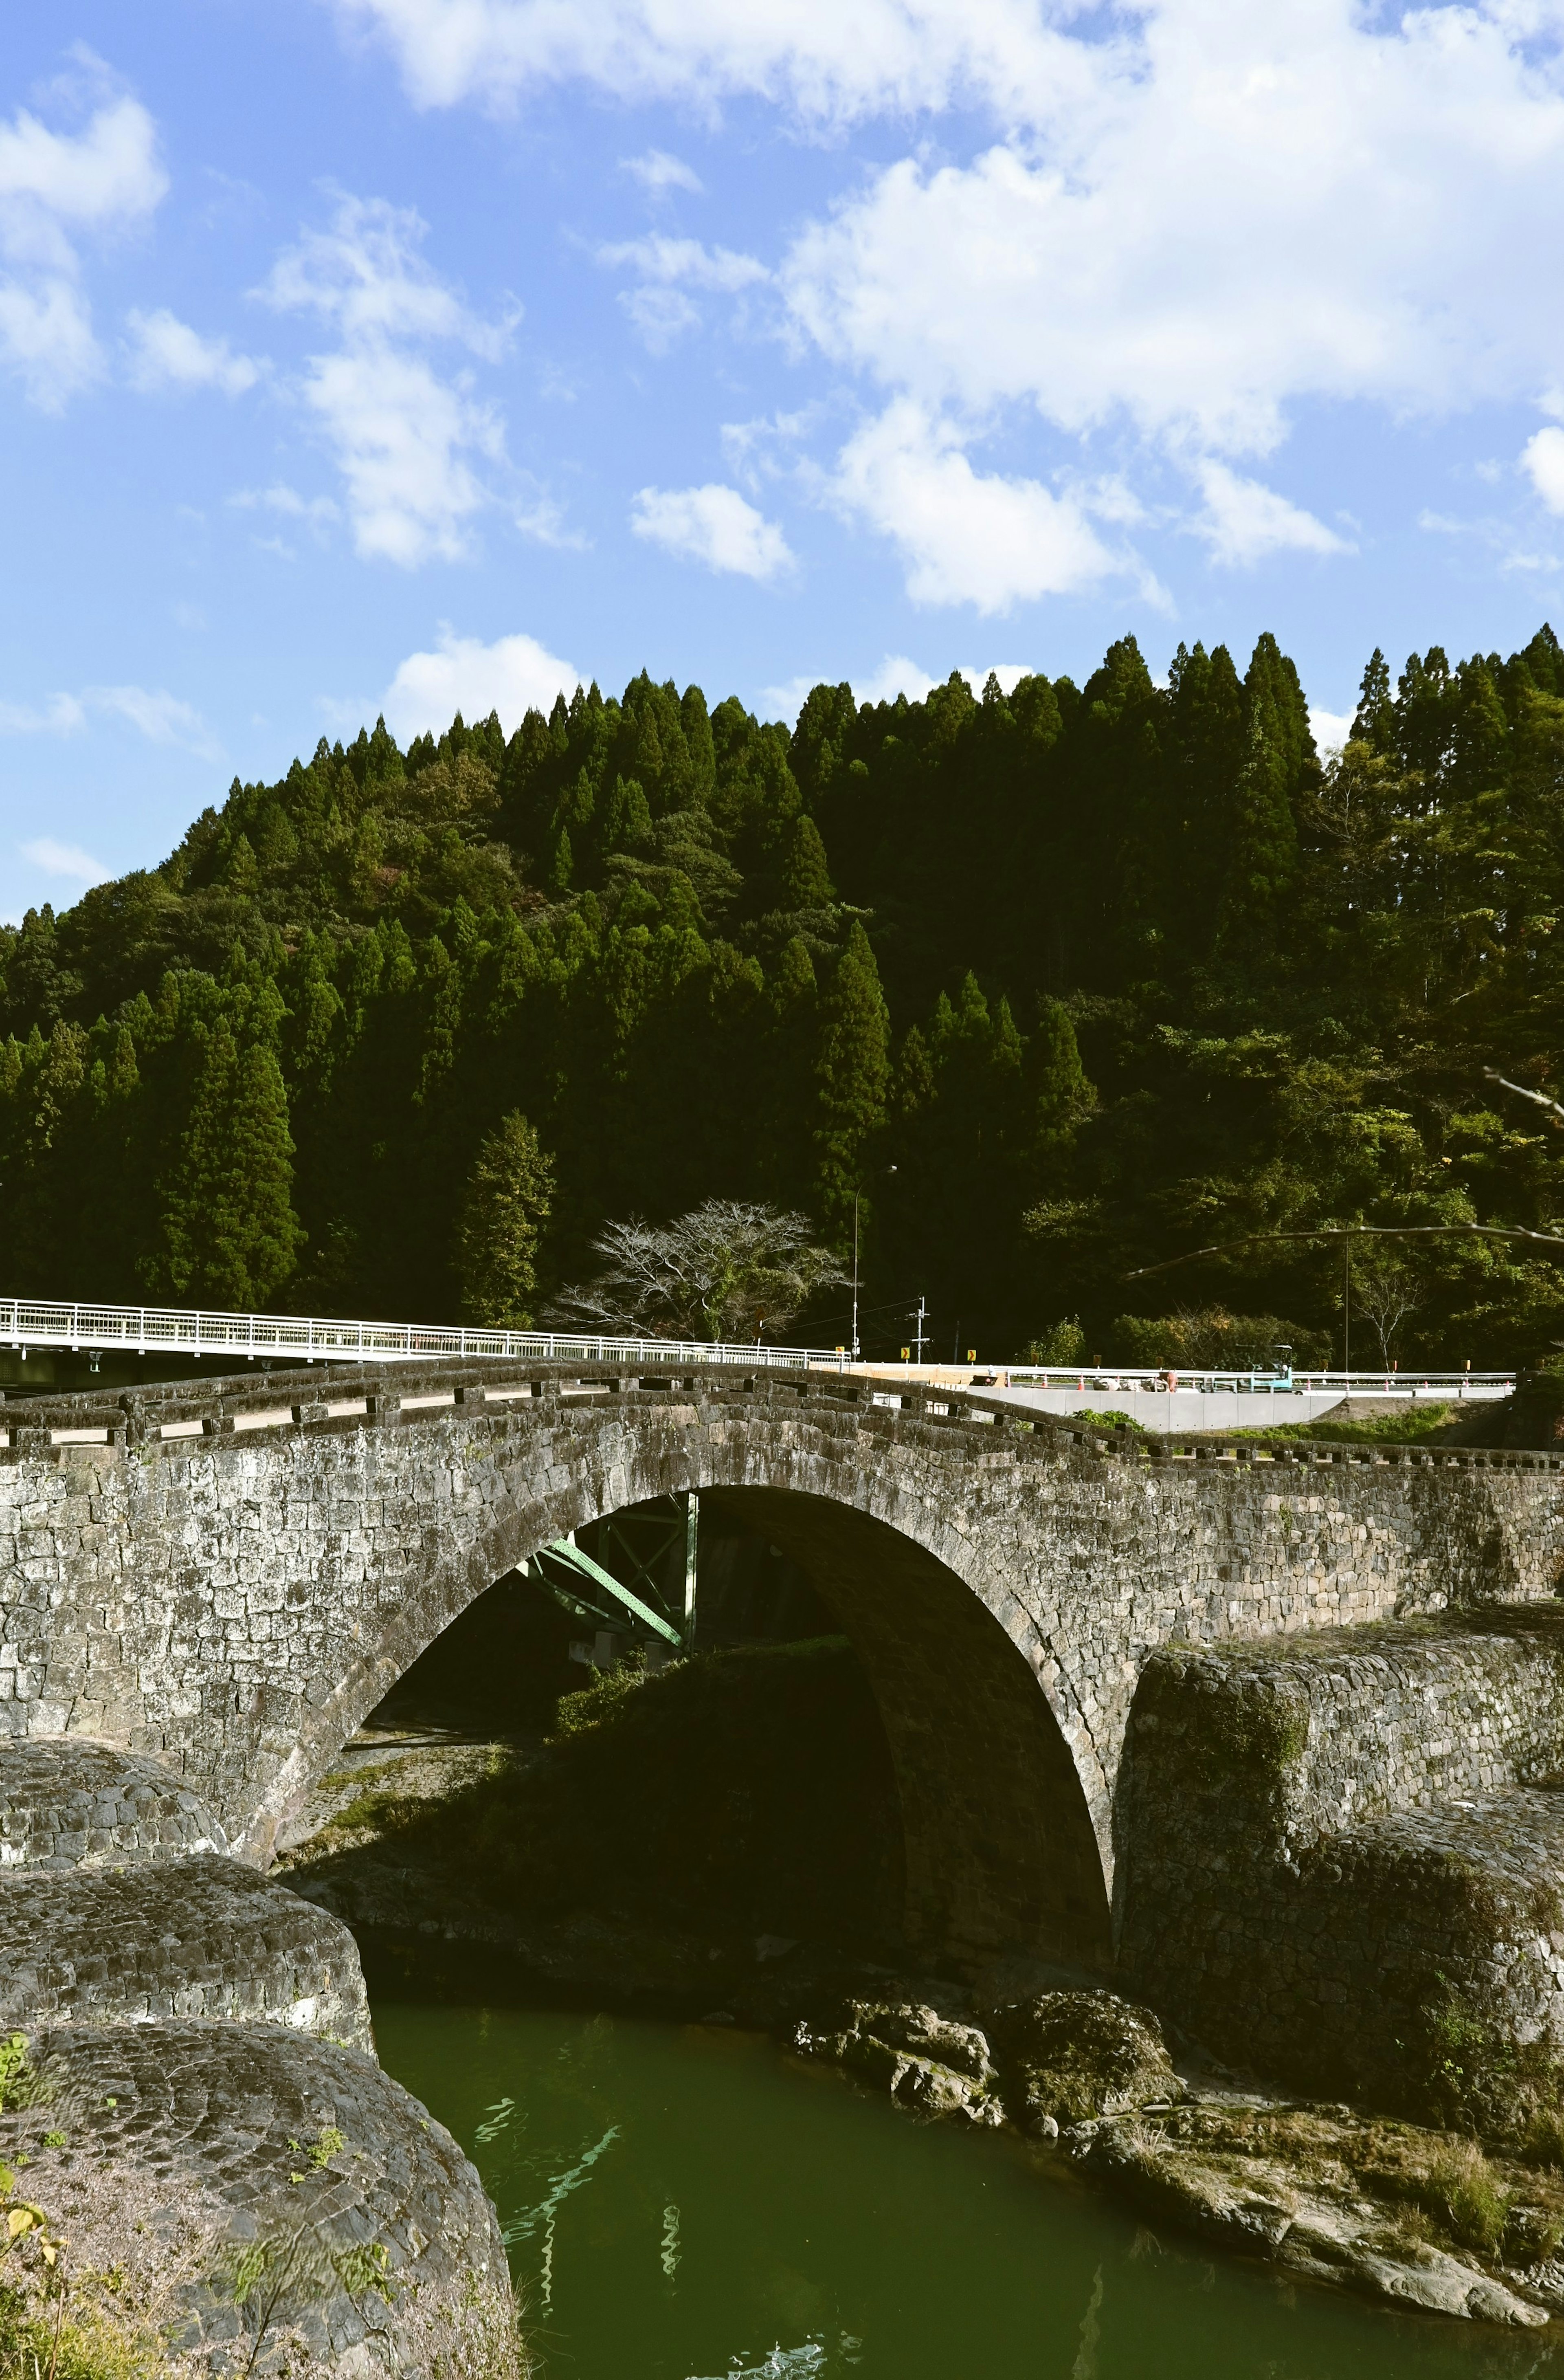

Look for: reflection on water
[369,1975,1564,2380]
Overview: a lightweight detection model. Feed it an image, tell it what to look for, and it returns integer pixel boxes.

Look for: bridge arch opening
[347,1481,1111,1977]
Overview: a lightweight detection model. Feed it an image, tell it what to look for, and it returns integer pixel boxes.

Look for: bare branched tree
[1350,1252,1425,1368]
[547,1200,846,1343]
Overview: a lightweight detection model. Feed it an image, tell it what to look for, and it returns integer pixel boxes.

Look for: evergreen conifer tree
[782,813,833,908]
[455,1111,556,1325]
[813,920,890,1231]
[156,1023,303,1307]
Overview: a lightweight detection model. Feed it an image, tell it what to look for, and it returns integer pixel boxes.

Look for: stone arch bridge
[1,1358,1561,1977]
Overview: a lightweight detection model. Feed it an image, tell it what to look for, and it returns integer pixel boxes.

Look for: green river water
[366,1951,1564,2380]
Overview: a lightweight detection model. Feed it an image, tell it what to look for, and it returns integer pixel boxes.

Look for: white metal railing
[0,1295,850,1373]
[1002,1364,1515,1398]
[0,1296,1522,1395]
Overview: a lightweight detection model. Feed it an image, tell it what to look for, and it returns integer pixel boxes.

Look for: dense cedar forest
[9,624,1564,1366]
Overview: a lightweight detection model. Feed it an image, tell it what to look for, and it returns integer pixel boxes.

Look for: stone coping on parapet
[0,1356,1557,1469]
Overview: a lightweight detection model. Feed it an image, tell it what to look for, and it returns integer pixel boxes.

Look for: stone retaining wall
[0,1855,373,2046]
[1118,1612,1564,2114]
[0,1736,229,1867]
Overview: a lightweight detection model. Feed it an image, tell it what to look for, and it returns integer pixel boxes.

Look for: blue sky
[7,0,1564,922]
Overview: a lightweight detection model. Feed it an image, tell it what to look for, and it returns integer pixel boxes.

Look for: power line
[1126,1220,1564,1282]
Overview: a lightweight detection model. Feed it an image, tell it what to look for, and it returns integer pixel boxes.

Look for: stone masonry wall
[0,1362,1560,1968]
[1118,1614,1564,2113]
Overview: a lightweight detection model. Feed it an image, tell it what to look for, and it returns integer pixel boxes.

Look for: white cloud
[380,626,580,739]
[0,90,165,407]
[599,235,765,292]
[621,285,701,354]
[622,149,703,196]
[332,0,1564,606]
[830,402,1122,612]
[85,684,222,757]
[19,836,109,885]
[602,234,768,352]
[125,307,262,395]
[630,482,794,579]
[0,692,86,734]
[1524,425,1564,513]
[258,194,515,564]
[0,681,217,756]
[1192,461,1349,567]
[762,654,1034,719]
[1309,706,1354,754]
[231,481,340,524]
[854,655,937,705]
[327,0,1075,121]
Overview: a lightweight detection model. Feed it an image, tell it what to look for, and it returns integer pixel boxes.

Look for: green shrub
[1109,1309,1330,1370]
[1415,2138,1512,2252]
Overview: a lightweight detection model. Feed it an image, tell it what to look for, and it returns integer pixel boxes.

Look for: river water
[366,1949,1564,2380]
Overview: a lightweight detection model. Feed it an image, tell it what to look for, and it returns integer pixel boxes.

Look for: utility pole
[909,1296,927,1366]
[851,1165,896,1360]
[1343,1236,1351,1377]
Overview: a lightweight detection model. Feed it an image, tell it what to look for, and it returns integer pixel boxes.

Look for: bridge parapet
[0,1359,1559,1470]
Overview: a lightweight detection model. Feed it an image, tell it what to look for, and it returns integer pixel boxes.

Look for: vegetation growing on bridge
[6,627,1564,1361]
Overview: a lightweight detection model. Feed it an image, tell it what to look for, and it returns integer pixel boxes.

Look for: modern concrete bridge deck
[2,1357,1559,1976]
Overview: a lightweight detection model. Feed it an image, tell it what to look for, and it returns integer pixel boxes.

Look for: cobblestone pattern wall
[0,2021,516,2380]
[1118,1618,1564,2106]
[0,1736,228,1867]
[0,1854,373,2047]
[1,1361,1560,1967]
[1127,1610,1564,1857]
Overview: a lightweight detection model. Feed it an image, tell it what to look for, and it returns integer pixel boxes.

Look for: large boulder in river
[986,1989,1181,2131]
[794,1998,1003,2123]
[0,2020,521,2379]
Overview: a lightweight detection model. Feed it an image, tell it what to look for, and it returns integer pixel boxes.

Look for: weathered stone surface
[0,1854,372,2048]
[0,2020,519,2379]
[2,1358,1560,1972]
[1119,1619,1564,2118]
[0,1736,227,1868]
[793,1999,1004,2123]
[1085,2107,1550,2326]
[985,1988,1180,2131]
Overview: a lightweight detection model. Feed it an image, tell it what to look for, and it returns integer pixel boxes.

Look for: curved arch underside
[711,1487,1111,1971]
[329,1467,1112,1975]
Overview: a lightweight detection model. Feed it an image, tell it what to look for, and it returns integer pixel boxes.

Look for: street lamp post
[851,1166,896,1361]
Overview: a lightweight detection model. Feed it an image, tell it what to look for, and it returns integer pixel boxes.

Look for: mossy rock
[986,1989,1180,2130]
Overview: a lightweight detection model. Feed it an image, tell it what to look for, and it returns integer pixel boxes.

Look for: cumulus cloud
[380,626,580,739]
[19,836,109,885]
[1309,706,1354,754]
[630,482,794,579]
[125,306,262,394]
[622,148,703,196]
[763,655,1035,719]
[831,402,1124,611]
[258,194,515,564]
[326,0,1074,121]
[0,88,166,407]
[1524,425,1564,513]
[329,0,1564,604]
[1191,462,1349,566]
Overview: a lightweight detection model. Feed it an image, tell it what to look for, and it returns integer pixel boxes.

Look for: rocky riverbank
[275,1649,1564,2329]
[0,1738,525,2380]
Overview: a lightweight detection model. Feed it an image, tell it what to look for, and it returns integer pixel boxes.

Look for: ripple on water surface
[369,1973,1564,2380]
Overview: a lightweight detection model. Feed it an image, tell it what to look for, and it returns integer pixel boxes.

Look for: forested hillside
[7,625,1564,1366]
